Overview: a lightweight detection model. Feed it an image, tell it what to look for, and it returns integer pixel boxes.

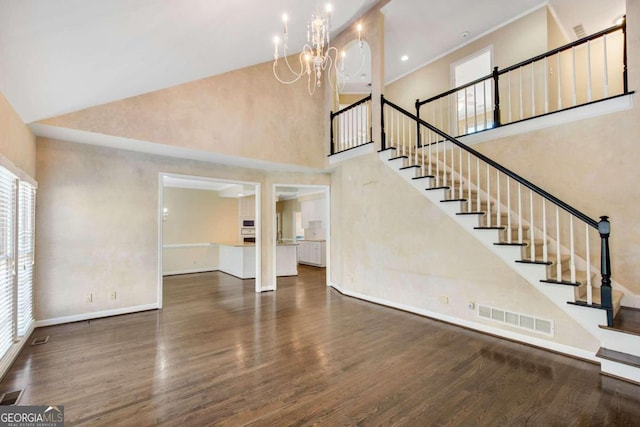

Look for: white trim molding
[34,303,159,328]
[0,321,35,381]
[163,243,217,249]
[329,282,598,362]
[163,268,219,276]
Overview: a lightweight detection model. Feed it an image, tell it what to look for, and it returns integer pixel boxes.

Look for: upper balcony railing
[416,20,630,140]
[329,94,373,155]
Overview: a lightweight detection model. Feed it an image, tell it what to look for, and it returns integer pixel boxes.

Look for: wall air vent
[0,390,23,406]
[478,305,554,336]
[31,336,49,346]
[573,24,586,39]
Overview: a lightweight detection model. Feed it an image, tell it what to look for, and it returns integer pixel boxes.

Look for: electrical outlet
[110,291,117,300]
[438,295,449,305]
[468,302,475,310]
[87,293,93,303]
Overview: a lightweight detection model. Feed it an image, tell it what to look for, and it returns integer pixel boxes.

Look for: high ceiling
[0,0,626,124]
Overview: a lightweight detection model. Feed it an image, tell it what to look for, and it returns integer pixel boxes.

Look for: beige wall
[547,8,568,49]
[0,91,36,179]
[162,187,238,245]
[39,59,326,170]
[35,138,329,321]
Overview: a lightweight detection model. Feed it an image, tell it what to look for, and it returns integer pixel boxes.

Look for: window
[0,166,35,362]
[17,181,35,337]
[452,47,493,133]
[0,168,17,358]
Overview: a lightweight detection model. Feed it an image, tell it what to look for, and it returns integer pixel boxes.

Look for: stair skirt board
[329,281,598,363]
[379,149,640,383]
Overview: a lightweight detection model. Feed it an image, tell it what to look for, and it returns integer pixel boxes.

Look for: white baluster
[507,177,512,243]
[467,152,472,203]
[464,88,469,134]
[459,148,463,199]
[570,216,576,283]
[544,57,549,113]
[529,189,535,261]
[402,115,407,157]
[483,81,488,129]
[586,224,592,304]
[473,84,478,132]
[556,207,562,281]
[587,40,592,102]
[603,34,609,97]
[496,172,501,227]
[443,140,448,187]
[557,54,562,110]
[519,67,524,120]
[508,72,512,123]
[572,46,577,106]
[421,128,425,176]
[517,184,523,244]
[486,163,491,227]
[476,158,481,211]
[435,132,440,187]
[531,63,535,117]
[542,199,548,263]
[427,129,432,176]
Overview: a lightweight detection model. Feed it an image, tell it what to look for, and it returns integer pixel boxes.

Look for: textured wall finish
[35,138,329,321]
[0,91,36,178]
[39,59,326,170]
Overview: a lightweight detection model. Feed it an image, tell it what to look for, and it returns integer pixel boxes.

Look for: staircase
[379,96,640,384]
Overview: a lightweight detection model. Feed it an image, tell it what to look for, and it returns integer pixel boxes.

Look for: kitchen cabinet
[301,198,325,228]
[297,241,326,267]
[239,195,255,219]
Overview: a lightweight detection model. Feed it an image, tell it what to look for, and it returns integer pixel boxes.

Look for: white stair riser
[598,359,640,384]
[597,328,640,355]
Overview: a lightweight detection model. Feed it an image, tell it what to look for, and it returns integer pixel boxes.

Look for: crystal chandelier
[272,3,362,95]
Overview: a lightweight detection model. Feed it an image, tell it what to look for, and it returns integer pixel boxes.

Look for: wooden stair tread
[609,307,640,335]
[596,347,640,369]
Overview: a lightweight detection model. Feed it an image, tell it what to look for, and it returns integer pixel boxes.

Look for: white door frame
[157,172,262,308]
[271,184,330,290]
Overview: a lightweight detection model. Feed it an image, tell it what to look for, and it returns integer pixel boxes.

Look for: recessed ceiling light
[461,31,470,39]
[401,55,409,62]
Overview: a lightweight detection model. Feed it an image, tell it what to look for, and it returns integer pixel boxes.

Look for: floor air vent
[478,305,554,336]
[0,390,23,406]
[31,336,49,346]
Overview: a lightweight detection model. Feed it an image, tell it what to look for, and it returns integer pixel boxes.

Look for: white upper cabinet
[239,195,256,219]
[301,198,325,228]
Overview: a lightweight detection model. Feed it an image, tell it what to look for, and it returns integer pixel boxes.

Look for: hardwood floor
[2,265,640,425]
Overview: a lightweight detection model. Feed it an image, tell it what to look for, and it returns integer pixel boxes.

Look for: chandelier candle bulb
[282,13,288,37]
[357,23,362,43]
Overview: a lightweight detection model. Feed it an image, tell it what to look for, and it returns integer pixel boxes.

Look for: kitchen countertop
[216,242,300,247]
[298,239,326,242]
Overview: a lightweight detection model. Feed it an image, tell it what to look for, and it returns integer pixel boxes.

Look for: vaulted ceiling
[0,0,625,124]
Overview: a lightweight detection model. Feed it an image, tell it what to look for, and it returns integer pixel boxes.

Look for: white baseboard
[0,321,35,381]
[329,282,598,362]
[162,267,218,276]
[34,303,159,328]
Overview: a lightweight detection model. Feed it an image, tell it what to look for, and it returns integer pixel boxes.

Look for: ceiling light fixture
[615,15,625,26]
[272,3,363,95]
[401,55,409,62]
[461,31,470,39]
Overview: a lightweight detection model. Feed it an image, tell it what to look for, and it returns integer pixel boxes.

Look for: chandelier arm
[272,60,305,85]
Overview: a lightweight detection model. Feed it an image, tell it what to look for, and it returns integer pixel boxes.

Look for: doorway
[271,184,330,290]
[157,173,261,308]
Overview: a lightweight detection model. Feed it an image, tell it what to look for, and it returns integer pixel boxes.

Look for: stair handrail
[415,19,629,138]
[382,94,614,325]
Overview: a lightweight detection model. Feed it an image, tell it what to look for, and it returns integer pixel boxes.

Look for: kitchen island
[218,242,298,279]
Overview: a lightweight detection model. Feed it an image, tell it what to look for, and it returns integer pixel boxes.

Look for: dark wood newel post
[622,16,628,94]
[598,216,613,326]
[329,111,335,155]
[380,94,386,150]
[415,99,421,148]
[492,66,501,128]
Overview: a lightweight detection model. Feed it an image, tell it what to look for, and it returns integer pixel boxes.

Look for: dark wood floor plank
[1,265,639,425]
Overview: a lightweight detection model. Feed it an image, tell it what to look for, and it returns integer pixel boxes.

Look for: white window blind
[17,181,35,337]
[0,167,17,358]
